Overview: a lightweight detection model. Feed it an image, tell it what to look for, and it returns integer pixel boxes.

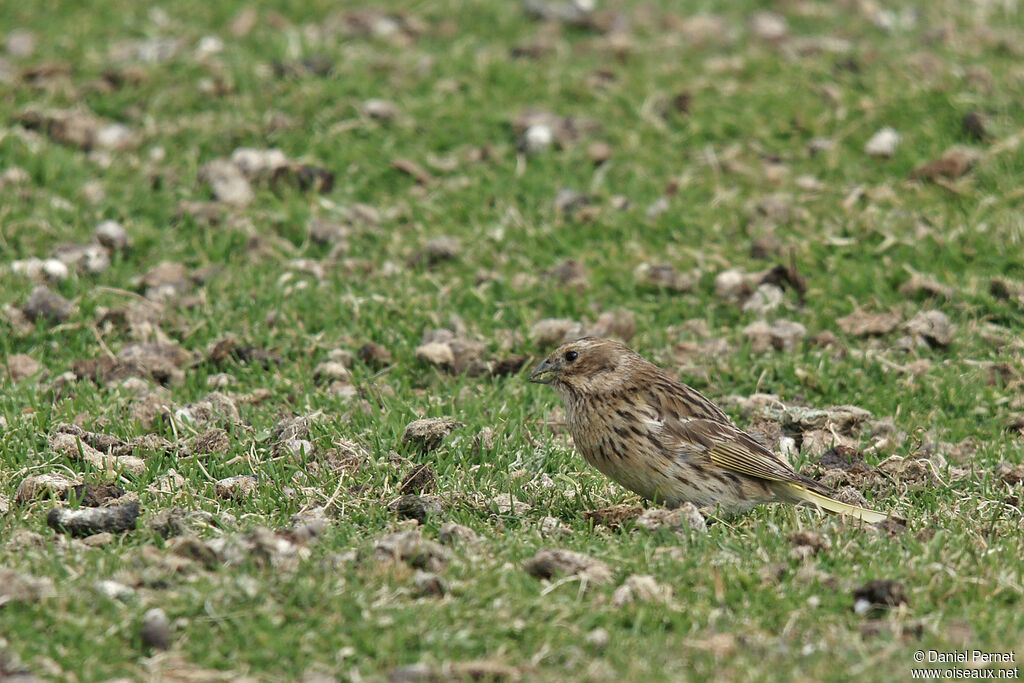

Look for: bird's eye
[564,350,578,362]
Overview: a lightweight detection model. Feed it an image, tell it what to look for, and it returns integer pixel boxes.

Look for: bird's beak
[529,359,556,384]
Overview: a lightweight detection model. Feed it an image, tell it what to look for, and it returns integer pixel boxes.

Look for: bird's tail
[777,481,888,524]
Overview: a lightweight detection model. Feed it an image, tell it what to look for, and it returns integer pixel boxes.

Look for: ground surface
[1,0,1023,680]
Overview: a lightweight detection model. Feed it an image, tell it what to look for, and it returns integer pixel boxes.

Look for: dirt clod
[612,574,673,606]
[357,342,393,370]
[402,418,463,452]
[904,310,955,347]
[837,309,901,337]
[215,475,257,500]
[390,495,445,523]
[788,530,831,560]
[996,462,1024,485]
[140,608,172,650]
[413,571,448,598]
[399,464,436,494]
[584,504,644,529]
[22,285,74,324]
[5,354,41,383]
[0,569,55,605]
[47,501,140,537]
[523,549,611,583]
[853,580,907,614]
[636,504,707,534]
[374,530,449,571]
[62,483,125,507]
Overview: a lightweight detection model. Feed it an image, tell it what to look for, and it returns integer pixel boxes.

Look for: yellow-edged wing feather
[662,417,887,523]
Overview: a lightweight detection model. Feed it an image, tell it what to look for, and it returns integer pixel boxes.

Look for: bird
[528,337,887,523]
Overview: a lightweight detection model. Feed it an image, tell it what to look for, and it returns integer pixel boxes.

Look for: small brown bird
[529,337,886,523]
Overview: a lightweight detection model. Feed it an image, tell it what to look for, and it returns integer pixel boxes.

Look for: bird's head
[528,337,637,396]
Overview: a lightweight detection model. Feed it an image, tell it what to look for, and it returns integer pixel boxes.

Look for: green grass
[1,0,1023,680]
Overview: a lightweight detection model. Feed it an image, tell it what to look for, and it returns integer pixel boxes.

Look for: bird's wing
[662,416,801,483]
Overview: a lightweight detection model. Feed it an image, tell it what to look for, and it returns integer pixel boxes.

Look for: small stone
[94,220,130,250]
[215,475,258,500]
[401,417,463,452]
[140,608,171,650]
[5,353,40,382]
[865,127,901,158]
[22,285,74,323]
[523,548,611,583]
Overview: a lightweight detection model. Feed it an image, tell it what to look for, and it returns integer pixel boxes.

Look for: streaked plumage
[529,337,886,523]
